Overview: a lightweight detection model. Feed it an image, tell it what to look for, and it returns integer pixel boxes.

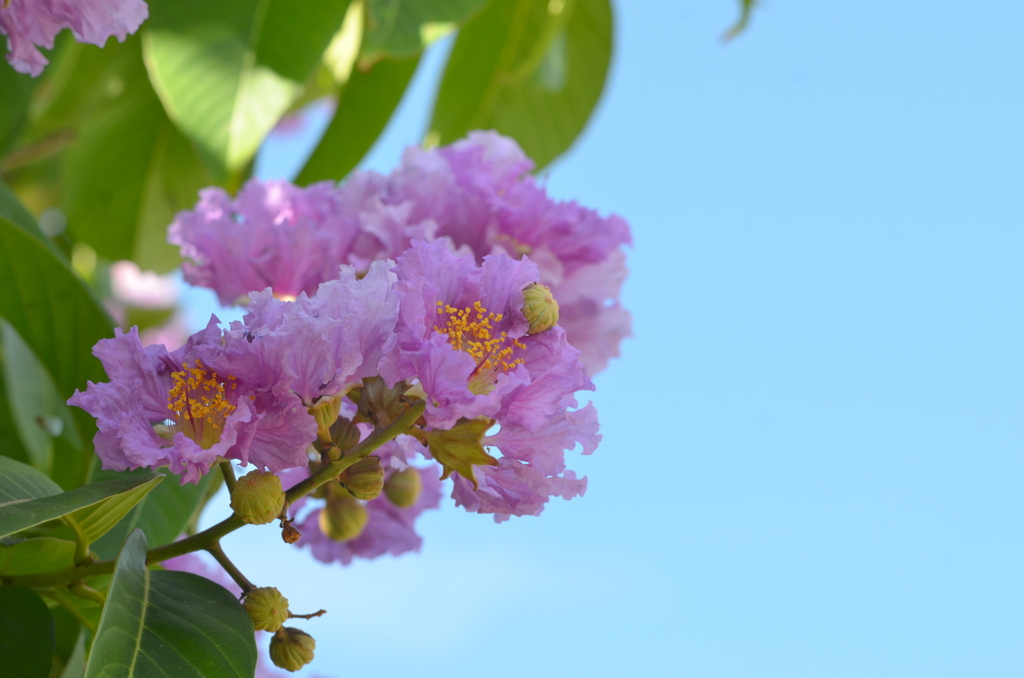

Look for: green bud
[243,587,290,632]
[230,470,286,525]
[319,492,368,541]
[383,468,422,508]
[330,416,361,452]
[270,627,315,672]
[339,456,384,500]
[522,283,559,335]
[308,396,341,444]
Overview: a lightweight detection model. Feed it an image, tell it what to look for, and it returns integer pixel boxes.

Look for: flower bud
[243,587,289,632]
[330,416,361,452]
[522,283,559,335]
[383,468,422,508]
[281,522,302,544]
[308,396,341,444]
[319,492,368,542]
[270,627,315,672]
[339,456,384,500]
[230,470,286,525]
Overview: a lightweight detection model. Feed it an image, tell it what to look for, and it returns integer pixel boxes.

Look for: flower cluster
[169,132,630,375]
[1,0,148,76]
[71,238,605,562]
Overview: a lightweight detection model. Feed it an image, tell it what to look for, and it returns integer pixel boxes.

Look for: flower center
[166,359,237,448]
[435,300,526,393]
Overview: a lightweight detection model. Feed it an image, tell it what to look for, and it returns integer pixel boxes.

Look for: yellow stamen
[166,359,237,449]
[435,300,526,392]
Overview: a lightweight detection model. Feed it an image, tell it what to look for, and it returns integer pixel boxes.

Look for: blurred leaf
[296,55,419,184]
[0,537,76,575]
[85,530,257,678]
[59,41,210,274]
[1,321,83,474]
[0,472,161,540]
[429,0,612,169]
[0,216,114,483]
[723,0,757,40]
[0,180,43,237]
[143,0,352,177]
[361,0,488,63]
[0,454,62,503]
[0,332,33,467]
[0,66,38,158]
[0,586,55,678]
[91,469,217,560]
[57,627,88,678]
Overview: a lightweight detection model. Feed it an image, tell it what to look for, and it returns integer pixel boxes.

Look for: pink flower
[1,0,148,76]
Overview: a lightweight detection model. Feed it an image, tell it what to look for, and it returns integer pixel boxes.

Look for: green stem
[69,582,106,606]
[219,460,237,493]
[64,517,92,566]
[0,400,425,590]
[206,542,256,594]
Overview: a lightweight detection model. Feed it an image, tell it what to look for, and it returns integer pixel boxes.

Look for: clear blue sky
[189,2,1024,676]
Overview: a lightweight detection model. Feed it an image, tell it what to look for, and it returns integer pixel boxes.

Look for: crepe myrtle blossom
[169,132,629,376]
[68,319,316,483]
[1,0,148,76]
[218,260,399,408]
[381,240,593,431]
[168,177,433,305]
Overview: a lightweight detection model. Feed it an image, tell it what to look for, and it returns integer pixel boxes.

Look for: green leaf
[361,0,488,63]
[0,455,62,503]
[423,417,499,489]
[296,55,419,185]
[91,469,218,560]
[0,331,34,467]
[0,180,45,240]
[0,65,37,157]
[1,321,83,474]
[143,0,352,177]
[58,628,88,678]
[0,537,77,575]
[86,530,257,678]
[60,40,211,273]
[429,0,613,169]
[0,472,162,540]
[0,215,115,483]
[0,586,56,678]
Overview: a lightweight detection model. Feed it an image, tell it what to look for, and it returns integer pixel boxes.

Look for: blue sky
[190,2,1024,676]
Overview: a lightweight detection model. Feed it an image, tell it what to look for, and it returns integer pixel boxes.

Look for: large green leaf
[296,55,420,184]
[0,455,62,503]
[59,40,211,273]
[0,586,55,678]
[0,472,162,540]
[85,530,257,678]
[361,0,488,63]
[91,469,218,560]
[0,330,33,467]
[0,215,114,483]
[1,321,83,474]
[0,537,77,575]
[143,0,352,177]
[429,0,612,169]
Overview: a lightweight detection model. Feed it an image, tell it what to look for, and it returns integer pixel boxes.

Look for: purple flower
[380,240,592,431]
[169,132,630,376]
[217,261,399,407]
[451,403,601,521]
[1,0,148,76]
[169,178,433,306]
[68,320,316,483]
[385,131,632,375]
